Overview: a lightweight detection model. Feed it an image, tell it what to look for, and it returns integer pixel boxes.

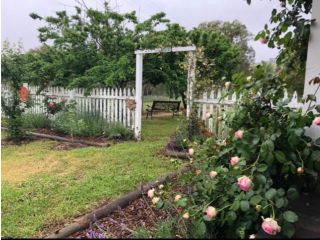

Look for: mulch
[71,196,170,239]
[69,175,192,239]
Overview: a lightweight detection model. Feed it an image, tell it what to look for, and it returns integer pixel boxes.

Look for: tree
[198,20,255,75]
[248,0,313,96]
[188,27,242,94]
[11,1,247,109]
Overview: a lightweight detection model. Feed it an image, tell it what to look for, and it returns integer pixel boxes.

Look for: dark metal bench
[146,100,181,119]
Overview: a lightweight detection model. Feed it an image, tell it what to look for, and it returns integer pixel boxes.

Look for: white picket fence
[193,89,303,139]
[1,82,303,137]
[1,84,136,129]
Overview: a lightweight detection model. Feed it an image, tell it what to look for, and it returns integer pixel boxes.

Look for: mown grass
[1,116,183,238]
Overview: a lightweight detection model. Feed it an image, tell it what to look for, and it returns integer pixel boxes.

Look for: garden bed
[70,171,320,239]
[162,137,190,160]
[69,174,191,239]
[1,127,119,148]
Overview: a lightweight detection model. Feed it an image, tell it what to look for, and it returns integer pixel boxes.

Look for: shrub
[21,113,51,129]
[104,122,134,140]
[53,110,133,140]
[151,72,320,238]
[175,108,206,149]
[42,94,67,116]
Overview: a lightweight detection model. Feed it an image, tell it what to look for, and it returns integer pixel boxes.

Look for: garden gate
[134,46,197,140]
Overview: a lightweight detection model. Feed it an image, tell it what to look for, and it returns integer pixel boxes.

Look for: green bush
[175,108,205,149]
[149,71,320,238]
[21,113,51,129]
[53,111,133,140]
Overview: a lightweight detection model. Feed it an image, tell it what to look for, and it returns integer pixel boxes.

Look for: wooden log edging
[45,165,191,239]
[163,149,190,159]
[1,127,110,147]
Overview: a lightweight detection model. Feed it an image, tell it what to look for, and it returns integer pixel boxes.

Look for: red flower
[48,102,56,109]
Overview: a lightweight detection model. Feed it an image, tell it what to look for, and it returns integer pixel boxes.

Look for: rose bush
[153,69,320,238]
[43,94,67,116]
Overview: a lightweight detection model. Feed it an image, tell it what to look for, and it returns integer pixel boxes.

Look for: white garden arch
[134,46,197,140]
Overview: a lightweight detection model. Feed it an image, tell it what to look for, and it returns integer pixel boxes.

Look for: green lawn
[1,117,183,238]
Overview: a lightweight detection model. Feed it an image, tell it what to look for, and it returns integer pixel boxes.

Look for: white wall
[304,0,320,141]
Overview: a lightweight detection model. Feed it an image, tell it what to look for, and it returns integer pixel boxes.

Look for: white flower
[158,184,164,190]
[182,212,189,219]
[209,171,218,179]
[174,194,182,202]
[152,197,160,205]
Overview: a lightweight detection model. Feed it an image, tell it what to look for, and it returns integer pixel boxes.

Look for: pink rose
[235,130,244,139]
[261,217,281,235]
[313,117,320,126]
[206,206,217,220]
[188,148,194,156]
[48,102,56,109]
[237,176,252,192]
[209,171,217,179]
[147,188,155,198]
[230,156,240,166]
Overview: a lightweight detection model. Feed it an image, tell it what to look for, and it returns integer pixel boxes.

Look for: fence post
[186,51,196,118]
[135,53,143,140]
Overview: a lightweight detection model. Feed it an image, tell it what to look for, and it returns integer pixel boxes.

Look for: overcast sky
[1,0,280,62]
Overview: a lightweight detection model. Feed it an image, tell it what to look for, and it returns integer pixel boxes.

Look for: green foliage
[1,41,32,141]
[53,110,133,140]
[175,108,205,149]
[21,113,52,129]
[188,29,242,93]
[152,66,320,238]
[252,0,313,95]
[2,3,252,108]
[198,20,255,75]
[42,94,67,116]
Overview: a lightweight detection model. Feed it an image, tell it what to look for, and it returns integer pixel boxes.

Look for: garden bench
[146,100,181,119]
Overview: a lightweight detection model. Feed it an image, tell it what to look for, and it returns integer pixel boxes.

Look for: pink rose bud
[230,156,240,166]
[235,130,244,139]
[152,197,160,205]
[206,206,217,220]
[260,37,268,44]
[313,117,320,126]
[209,171,217,179]
[174,194,182,202]
[182,212,189,219]
[147,188,155,198]
[261,217,281,235]
[188,148,194,156]
[237,176,252,192]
